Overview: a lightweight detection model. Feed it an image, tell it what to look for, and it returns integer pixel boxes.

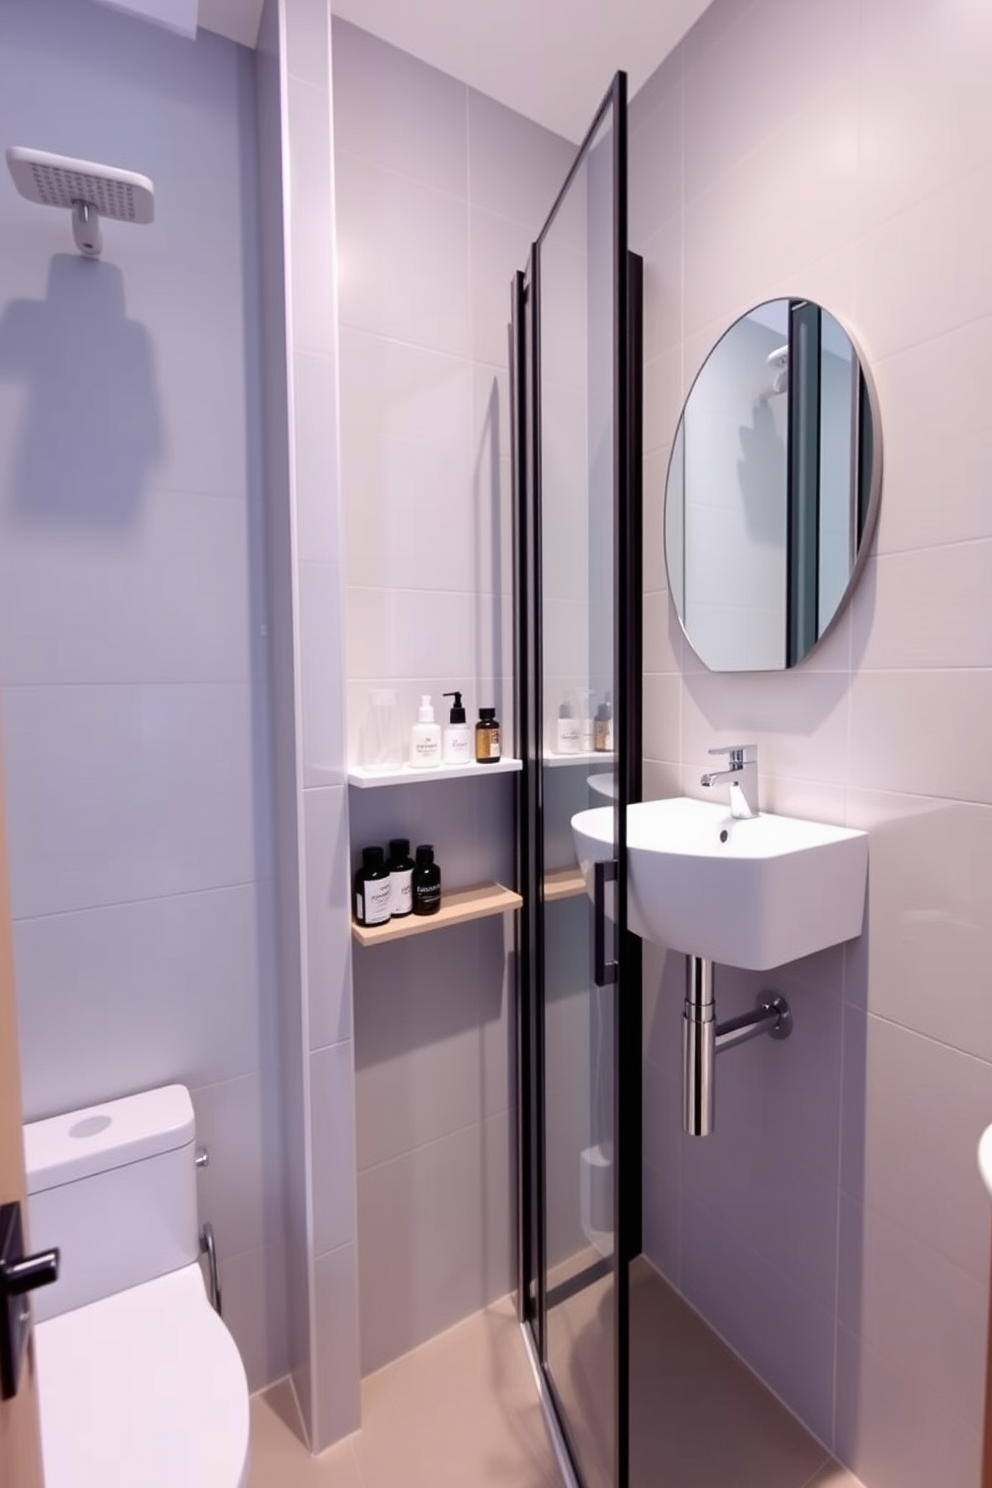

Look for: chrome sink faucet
[700,744,759,819]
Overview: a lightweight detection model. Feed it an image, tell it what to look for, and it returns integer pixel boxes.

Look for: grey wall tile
[467,88,573,228]
[310,1039,358,1257]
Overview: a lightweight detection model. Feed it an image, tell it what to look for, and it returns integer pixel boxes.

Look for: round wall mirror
[664,297,882,671]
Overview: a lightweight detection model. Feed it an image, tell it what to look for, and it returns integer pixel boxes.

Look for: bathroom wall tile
[309,1039,358,1258]
[643,591,682,680]
[312,1242,361,1448]
[191,1071,278,1261]
[681,1188,836,1447]
[471,362,510,488]
[642,672,682,768]
[682,1126,841,1311]
[680,668,852,788]
[628,58,682,252]
[288,75,337,359]
[344,586,477,684]
[697,958,846,1186]
[845,791,992,1060]
[13,883,269,1117]
[298,560,346,787]
[339,326,473,449]
[640,213,684,363]
[469,206,535,367]
[834,1325,982,1488]
[641,1165,681,1288]
[285,0,329,90]
[223,1241,291,1394]
[335,150,471,357]
[642,444,674,598]
[331,18,467,198]
[293,350,342,568]
[342,435,476,595]
[867,318,992,555]
[468,88,573,229]
[856,164,992,362]
[2,682,260,919]
[840,1008,992,1285]
[357,1113,513,1373]
[683,90,859,340]
[681,0,763,74]
[0,489,251,687]
[683,0,858,208]
[851,545,992,672]
[859,0,992,232]
[837,1193,987,1435]
[354,917,511,1169]
[642,345,682,461]
[849,669,992,804]
[303,785,354,1051]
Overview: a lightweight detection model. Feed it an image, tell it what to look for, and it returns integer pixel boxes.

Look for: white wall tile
[335,150,471,357]
[294,350,343,568]
[332,18,468,197]
[309,1039,358,1257]
[298,560,347,787]
[313,1242,361,1448]
[356,1112,513,1373]
[0,491,252,686]
[223,1241,291,1395]
[304,784,354,1051]
[14,884,271,1118]
[288,75,338,358]
[837,1193,987,1434]
[285,0,329,89]
[467,88,573,227]
[2,682,261,918]
[840,1009,992,1284]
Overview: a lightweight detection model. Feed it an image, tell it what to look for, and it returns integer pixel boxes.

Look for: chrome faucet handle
[707,744,757,768]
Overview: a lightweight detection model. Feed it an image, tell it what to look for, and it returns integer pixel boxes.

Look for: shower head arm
[71,200,103,259]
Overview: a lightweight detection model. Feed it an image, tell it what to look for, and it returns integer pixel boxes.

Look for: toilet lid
[35,1262,250,1488]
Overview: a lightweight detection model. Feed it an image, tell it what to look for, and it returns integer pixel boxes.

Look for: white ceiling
[197,0,713,142]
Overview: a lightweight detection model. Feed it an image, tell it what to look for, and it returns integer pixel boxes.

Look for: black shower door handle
[594,858,618,987]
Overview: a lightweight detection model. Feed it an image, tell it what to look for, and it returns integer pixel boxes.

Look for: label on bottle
[444,729,472,764]
[476,724,501,762]
[390,868,413,917]
[557,718,580,754]
[355,891,363,923]
[364,875,392,925]
[411,729,441,766]
[414,878,441,913]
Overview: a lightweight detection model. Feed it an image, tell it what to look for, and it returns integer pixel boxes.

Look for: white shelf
[348,757,522,788]
[543,751,616,768]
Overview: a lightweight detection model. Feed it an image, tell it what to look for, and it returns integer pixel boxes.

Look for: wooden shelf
[544,867,586,902]
[352,880,522,945]
[348,758,522,788]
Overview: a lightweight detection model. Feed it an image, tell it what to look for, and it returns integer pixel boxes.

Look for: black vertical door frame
[512,70,643,1488]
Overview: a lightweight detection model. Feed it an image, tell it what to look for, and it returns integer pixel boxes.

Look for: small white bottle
[442,691,472,764]
[410,694,441,768]
[556,697,580,755]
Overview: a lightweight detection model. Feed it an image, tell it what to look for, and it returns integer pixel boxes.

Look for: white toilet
[23,1084,250,1488]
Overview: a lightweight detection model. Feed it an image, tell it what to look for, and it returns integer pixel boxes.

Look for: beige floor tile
[352,1295,560,1488]
[249,1380,363,1488]
[248,1270,856,1488]
[627,1258,831,1488]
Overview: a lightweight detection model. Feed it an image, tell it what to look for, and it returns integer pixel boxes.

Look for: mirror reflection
[665,298,881,671]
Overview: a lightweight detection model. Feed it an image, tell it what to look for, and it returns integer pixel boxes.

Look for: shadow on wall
[0,252,162,524]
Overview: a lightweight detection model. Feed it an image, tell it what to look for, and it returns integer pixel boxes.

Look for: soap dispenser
[410,694,441,768]
[442,691,472,764]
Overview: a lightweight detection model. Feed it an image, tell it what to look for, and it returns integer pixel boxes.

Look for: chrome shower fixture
[6,146,154,258]
[764,342,789,397]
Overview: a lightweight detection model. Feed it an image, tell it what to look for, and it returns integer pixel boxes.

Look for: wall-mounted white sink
[571,797,868,970]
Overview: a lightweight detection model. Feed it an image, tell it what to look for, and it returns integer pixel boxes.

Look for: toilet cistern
[700,743,759,819]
